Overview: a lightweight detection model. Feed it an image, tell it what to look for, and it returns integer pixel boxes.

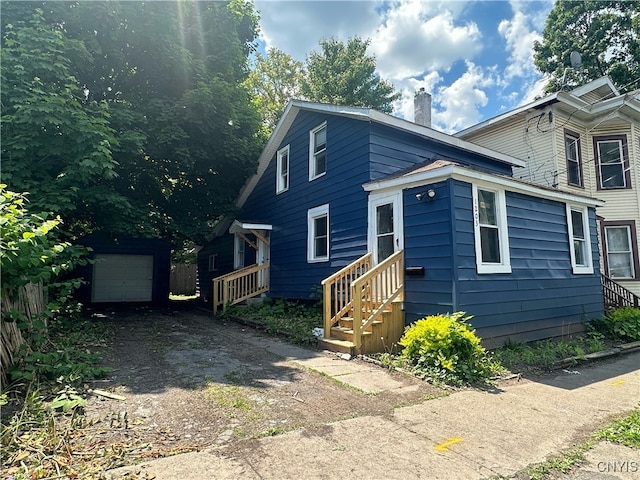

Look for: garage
[76,234,171,305]
[91,254,154,302]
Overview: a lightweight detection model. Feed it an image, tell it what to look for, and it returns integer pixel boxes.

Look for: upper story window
[593,134,631,190]
[276,145,289,194]
[566,205,593,274]
[307,204,329,262]
[564,129,583,187]
[208,254,218,272]
[472,185,511,274]
[309,123,327,181]
[602,221,639,280]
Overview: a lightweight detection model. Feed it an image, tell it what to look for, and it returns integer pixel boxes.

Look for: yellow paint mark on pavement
[611,379,625,387]
[434,437,463,452]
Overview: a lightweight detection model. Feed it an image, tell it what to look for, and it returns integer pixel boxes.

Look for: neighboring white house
[456,77,640,298]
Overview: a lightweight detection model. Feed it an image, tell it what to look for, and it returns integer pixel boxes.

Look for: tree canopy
[246,37,401,135]
[244,47,304,133]
[533,0,640,93]
[1,1,264,246]
[302,37,400,113]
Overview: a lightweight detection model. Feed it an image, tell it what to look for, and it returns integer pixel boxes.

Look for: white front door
[368,192,403,264]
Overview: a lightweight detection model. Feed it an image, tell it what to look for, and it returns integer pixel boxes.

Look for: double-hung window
[307,204,329,262]
[564,130,583,187]
[603,221,638,280]
[309,123,327,181]
[566,205,593,274]
[276,145,289,194]
[594,135,631,189]
[472,185,511,274]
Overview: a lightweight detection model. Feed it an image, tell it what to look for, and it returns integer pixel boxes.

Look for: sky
[252,0,555,134]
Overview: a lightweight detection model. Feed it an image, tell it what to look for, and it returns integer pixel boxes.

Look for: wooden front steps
[319,298,405,355]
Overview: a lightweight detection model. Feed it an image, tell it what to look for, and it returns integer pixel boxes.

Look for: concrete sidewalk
[106,348,640,480]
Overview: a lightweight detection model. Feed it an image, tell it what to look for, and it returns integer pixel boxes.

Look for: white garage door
[92,254,154,302]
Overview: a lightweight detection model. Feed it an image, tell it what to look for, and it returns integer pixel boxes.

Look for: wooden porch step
[318,337,356,355]
[330,325,374,342]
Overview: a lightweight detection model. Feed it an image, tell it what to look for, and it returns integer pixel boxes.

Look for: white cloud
[370,0,483,80]
[253,0,555,132]
[435,62,495,133]
[254,1,382,61]
[497,6,541,79]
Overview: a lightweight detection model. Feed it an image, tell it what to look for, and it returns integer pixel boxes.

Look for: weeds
[224,299,322,345]
[595,406,640,448]
[1,317,117,479]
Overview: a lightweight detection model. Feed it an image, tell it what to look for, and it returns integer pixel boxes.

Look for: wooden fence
[1,282,46,382]
[170,263,197,296]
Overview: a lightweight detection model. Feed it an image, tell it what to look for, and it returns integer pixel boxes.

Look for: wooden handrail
[322,253,372,336]
[602,274,640,309]
[351,251,404,350]
[213,263,269,312]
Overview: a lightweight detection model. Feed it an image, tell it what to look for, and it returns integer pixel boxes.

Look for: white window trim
[566,204,593,274]
[276,145,290,194]
[233,235,245,270]
[308,122,327,182]
[307,204,329,263]
[208,254,218,272]
[367,191,404,264]
[472,184,511,274]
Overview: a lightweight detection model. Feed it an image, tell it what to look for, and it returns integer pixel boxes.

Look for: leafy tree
[1,1,264,246]
[1,10,121,230]
[244,48,304,132]
[534,1,640,93]
[302,37,400,113]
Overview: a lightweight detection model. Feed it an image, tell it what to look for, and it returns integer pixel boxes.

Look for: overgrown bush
[592,307,640,342]
[399,312,501,385]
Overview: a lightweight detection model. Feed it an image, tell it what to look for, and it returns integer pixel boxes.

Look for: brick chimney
[414,88,432,128]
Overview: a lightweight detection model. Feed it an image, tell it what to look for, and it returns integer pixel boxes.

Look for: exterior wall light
[415,189,436,201]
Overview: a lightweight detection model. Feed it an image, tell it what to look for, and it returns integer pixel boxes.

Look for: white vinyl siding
[566,205,593,274]
[307,204,329,262]
[472,185,511,274]
[309,123,327,181]
[276,145,289,194]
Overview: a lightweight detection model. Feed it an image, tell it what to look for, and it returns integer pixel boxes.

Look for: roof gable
[236,100,525,209]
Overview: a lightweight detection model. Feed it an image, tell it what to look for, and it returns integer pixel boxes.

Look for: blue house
[199,97,604,352]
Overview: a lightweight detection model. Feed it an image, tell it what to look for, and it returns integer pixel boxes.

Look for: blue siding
[241,110,372,299]
[369,123,514,179]
[449,181,603,344]
[197,235,234,303]
[403,181,455,322]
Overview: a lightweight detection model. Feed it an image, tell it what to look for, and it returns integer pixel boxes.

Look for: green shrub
[399,312,500,385]
[590,307,640,342]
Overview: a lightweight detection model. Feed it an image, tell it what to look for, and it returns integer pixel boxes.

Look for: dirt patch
[76,304,444,469]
